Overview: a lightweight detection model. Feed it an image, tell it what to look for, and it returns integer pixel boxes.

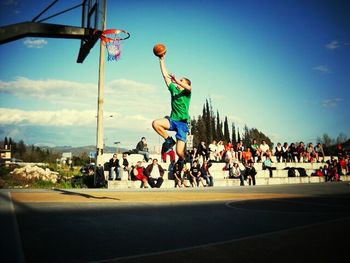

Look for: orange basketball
[153,43,167,57]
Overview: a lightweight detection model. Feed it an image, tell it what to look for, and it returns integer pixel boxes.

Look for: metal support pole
[95,0,106,169]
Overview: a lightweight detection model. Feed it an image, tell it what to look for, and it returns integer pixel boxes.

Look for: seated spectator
[306,143,318,163]
[242,147,253,165]
[121,153,130,180]
[132,161,149,188]
[259,140,270,161]
[224,147,236,166]
[282,142,290,162]
[230,162,244,186]
[161,141,176,163]
[289,143,299,162]
[145,158,164,188]
[216,140,225,161]
[263,155,275,178]
[190,160,204,187]
[250,138,260,162]
[136,137,150,162]
[173,162,183,188]
[244,160,257,186]
[274,142,283,163]
[200,160,214,187]
[296,141,306,162]
[108,153,120,180]
[182,166,195,187]
[236,141,245,163]
[315,143,325,162]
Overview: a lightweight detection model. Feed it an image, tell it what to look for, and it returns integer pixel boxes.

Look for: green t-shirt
[168,82,191,122]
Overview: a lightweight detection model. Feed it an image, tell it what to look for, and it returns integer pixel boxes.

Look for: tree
[231,123,237,144]
[4,137,8,148]
[223,116,230,143]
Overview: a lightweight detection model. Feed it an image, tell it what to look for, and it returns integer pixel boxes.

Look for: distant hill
[51,145,130,156]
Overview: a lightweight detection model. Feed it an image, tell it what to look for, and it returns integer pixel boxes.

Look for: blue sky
[0,0,349,151]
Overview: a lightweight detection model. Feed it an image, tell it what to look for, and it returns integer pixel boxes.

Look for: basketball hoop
[100,29,130,61]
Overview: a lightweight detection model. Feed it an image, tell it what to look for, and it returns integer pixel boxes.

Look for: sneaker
[163,137,176,152]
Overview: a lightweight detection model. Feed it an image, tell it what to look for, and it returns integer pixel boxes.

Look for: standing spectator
[145,158,164,188]
[133,161,149,188]
[173,162,183,188]
[216,140,225,161]
[200,160,214,187]
[208,140,218,161]
[244,160,257,186]
[108,153,120,180]
[197,141,209,163]
[275,142,283,163]
[136,137,150,162]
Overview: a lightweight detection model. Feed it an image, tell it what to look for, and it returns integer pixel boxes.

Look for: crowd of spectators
[104,137,349,188]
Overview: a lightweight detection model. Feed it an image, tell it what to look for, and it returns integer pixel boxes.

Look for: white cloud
[320,98,343,108]
[325,40,340,50]
[312,65,331,73]
[23,38,48,48]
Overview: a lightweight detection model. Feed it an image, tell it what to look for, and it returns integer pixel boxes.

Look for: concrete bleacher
[104,153,350,189]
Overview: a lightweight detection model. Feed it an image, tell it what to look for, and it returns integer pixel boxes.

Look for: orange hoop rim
[100,29,130,43]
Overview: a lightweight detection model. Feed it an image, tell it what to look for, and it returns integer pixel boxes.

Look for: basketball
[153,43,167,57]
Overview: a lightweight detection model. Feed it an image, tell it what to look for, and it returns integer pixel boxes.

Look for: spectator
[275,142,283,163]
[335,144,345,159]
[161,141,176,163]
[296,142,306,162]
[136,137,150,162]
[230,162,244,186]
[182,166,195,187]
[173,162,183,188]
[282,142,290,162]
[190,160,205,187]
[145,158,164,188]
[197,141,209,162]
[208,140,218,161]
[306,143,318,163]
[244,160,257,186]
[200,160,214,187]
[121,153,130,180]
[132,161,149,188]
[236,140,245,163]
[315,143,325,162]
[242,147,253,165]
[108,153,120,180]
[259,140,270,161]
[263,155,275,178]
[216,141,225,161]
[289,143,298,162]
[250,138,260,162]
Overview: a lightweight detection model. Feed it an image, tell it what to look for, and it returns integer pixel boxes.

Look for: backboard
[0,0,105,63]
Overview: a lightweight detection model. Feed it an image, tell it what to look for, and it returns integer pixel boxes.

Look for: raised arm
[159,55,172,87]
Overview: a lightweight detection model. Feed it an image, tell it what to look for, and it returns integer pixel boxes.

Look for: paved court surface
[1,182,350,263]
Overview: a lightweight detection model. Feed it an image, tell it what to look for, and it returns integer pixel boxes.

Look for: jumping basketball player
[152,53,192,170]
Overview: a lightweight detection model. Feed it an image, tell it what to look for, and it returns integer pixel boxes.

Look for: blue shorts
[166,117,189,142]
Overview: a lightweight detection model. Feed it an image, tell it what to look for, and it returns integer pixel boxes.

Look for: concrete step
[107,175,350,189]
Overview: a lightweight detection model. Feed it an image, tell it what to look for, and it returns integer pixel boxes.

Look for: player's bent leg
[152,118,171,139]
[176,140,186,160]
